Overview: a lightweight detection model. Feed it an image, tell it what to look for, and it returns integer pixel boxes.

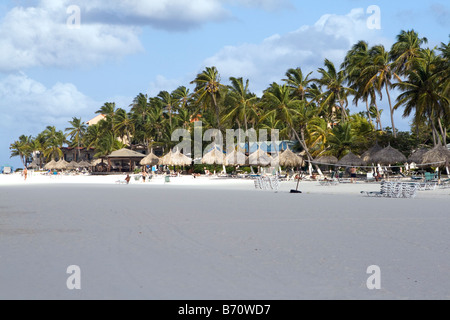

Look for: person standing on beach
[350,167,357,183]
[125,174,131,184]
[23,167,28,181]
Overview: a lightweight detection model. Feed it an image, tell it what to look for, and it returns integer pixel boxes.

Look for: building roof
[86,114,106,126]
[107,148,146,158]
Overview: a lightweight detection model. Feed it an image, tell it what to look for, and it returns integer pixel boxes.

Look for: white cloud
[202,8,388,94]
[0,3,143,72]
[0,73,98,132]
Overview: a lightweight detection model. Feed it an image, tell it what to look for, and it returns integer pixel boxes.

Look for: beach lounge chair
[165,176,170,183]
[361,181,418,198]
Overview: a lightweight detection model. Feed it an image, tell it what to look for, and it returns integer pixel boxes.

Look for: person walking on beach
[23,167,28,181]
[125,174,131,184]
[350,167,357,183]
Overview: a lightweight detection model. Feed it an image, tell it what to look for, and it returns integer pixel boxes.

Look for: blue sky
[1,0,449,168]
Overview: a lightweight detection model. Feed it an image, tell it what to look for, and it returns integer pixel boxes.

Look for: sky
[1,0,448,168]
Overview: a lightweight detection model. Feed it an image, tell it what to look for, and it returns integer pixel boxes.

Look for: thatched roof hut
[44,159,58,170]
[421,145,450,167]
[171,150,192,166]
[159,150,174,166]
[408,147,430,164]
[314,155,338,165]
[371,145,407,165]
[248,149,273,167]
[361,143,383,163]
[278,148,304,167]
[337,152,365,167]
[201,148,225,165]
[140,152,160,166]
[224,150,248,166]
[55,159,70,170]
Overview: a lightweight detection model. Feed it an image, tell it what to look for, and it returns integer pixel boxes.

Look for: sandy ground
[0,172,449,299]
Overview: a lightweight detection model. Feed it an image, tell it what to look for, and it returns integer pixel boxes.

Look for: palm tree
[172,86,193,113]
[390,29,428,76]
[394,49,449,146]
[130,93,150,119]
[361,45,401,137]
[327,122,357,158]
[223,77,258,132]
[283,67,313,100]
[316,59,354,123]
[114,108,135,147]
[65,117,87,161]
[42,126,67,161]
[342,41,382,130]
[157,90,177,127]
[260,83,315,164]
[191,66,225,130]
[96,102,117,134]
[10,135,32,167]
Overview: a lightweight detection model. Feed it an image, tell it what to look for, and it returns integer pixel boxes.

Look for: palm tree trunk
[385,86,396,137]
[437,118,446,145]
[211,93,221,130]
[365,100,372,125]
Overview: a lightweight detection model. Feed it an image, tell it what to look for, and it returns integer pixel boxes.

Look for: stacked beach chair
[254,176,280,192]
[361,181,418,198]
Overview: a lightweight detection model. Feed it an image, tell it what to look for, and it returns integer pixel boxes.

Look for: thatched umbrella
[371,145,407,165]
[361,143,383,163]
[225,150,248,166]
[140,151,160,166]
[159,150,174,166]
[66,161,79,170]
[248,148,273,167]
[279,148,304,167]
[421,145,450,167]
[55,159,70,170]
[171,150,192,167]
[408,147,430,164]
[337,152,365,167]
[201,147,225,165]
[44,159,58,170]
[314,155,338,165]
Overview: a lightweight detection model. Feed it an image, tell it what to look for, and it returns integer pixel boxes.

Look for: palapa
[159,150,174,166]
[278,148,304,167]
[201,148,225,165]
[55,159,70,170]
[361,143,383,163]
[224,150,248,166]
[171,150,192,166]
[314,155,338,165]
[408,147,430,164]
[421,145,450,166]
[44,159,58,170]
[140,152,160,166]
[248,149,273,167]
[371,145,407,165]
[336,152,365,167]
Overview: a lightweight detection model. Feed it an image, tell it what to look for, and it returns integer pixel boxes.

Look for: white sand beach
[0,172,449,299]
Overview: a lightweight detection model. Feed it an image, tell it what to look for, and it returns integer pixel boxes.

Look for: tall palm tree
[157,91,177,128]
[113,108,135,147]
[316,59,354,123]
[9,135,32,167]
[96,102,117,134]
[390,29,428,76]
[394,49,449,146]
[342,41,382,130]
[42,126,67,161]
[65,117,87,161]
[283,67,313,100]
[130,93,150,119]
[361,45,401,137]
[223,77,258,132]
[260,83,315,163]
[191,66,225,130]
